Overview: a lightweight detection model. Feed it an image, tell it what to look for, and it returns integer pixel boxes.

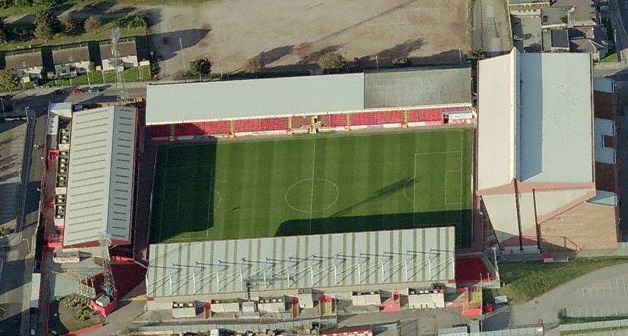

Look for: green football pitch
[149,129,473,247]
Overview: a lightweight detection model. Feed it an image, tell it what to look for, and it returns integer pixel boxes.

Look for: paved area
[473,0,512,55]
[610,0,628,63]
[0,122,26,237]
[619,114,628,241]
[150,0,470,77]
[337,309,465,336]
[0,110,45,336]
[510,263,628,327]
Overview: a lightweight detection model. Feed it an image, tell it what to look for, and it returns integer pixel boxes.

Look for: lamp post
[492,245,500,284]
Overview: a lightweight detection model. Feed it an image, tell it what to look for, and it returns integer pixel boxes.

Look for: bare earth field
[152,0,470,76]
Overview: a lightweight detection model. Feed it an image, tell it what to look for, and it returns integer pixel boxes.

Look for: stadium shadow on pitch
[149,140,219,243]
[276,210,472,248]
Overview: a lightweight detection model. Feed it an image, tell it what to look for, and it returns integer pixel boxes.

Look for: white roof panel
[63,106,137,246]
[477,53,516,191]
[518,52,593,183]
[477,49,594,191]
[146,74,365,125]
[147,227,455,298]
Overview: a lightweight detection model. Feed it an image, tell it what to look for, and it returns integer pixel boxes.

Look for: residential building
[542,28,571,51]
[4,48,44,81]
[50,43,91,79]
[509,0,551,16]
[541,5,596,29]
[99,37,139,71]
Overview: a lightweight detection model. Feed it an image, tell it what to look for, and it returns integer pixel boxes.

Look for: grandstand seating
[150,125,170,138]
[350,111,381,126]
[235,117,289,132]
[329,113,346,127]
[455,257,493,283]
[175,121,230,136]
[318,115,331,127]
[375,110,404,124]
[407,108,444,122]
[151,106,474,139]
[291,116,311,129]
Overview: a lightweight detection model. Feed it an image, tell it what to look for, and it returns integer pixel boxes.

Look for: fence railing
[137,316,337,334]
[559,318,628,332]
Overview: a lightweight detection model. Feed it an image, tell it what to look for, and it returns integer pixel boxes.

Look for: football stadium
[143,67,480,312]
[149,129,473,246]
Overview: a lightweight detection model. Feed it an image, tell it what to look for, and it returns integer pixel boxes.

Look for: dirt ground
[150,0,470,77]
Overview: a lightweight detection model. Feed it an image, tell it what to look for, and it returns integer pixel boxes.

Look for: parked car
[70,88,82,95]
[88,86,105,93]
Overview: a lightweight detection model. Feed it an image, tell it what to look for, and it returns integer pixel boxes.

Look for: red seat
[329,113,346,127]
[150,125,170,138]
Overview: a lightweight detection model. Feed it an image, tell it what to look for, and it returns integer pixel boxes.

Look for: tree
[244,56,263,74]
[0,18,7,43]
[60,13,78,35]
[34,8,60,39]
[317,52,345,72]
[14,0,32,6]
[391,57,411,67]
[35,0,59,6]
[188,58,211,77]
[83,15,102,34]
[0,69,18,92]
[128,15,149,33]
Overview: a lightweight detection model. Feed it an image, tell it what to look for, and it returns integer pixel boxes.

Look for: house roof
[543,29,570,50]
[551,29,570,47]
[4,49,43,69]
[542,7,569,26]
[570,38,604,53]
[509,0,550,4]
[99,38,138,60]
[477,48,593,191]
[63,106,137,246]
[147,227,455,298]
[146,68,471,125]
[52,44,91,65]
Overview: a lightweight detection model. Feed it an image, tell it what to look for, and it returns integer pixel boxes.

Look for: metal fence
[559,318,628,332]
[138,317,337,334]
[468,328,543,336]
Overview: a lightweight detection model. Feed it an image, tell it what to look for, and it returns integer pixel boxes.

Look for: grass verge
[0,0,212,17]
[0,22,144,52]
[561,315,628,324]
[561,326,628,335]
[43,65,151,87]
[601,51,618,63]
[494,257,628,304]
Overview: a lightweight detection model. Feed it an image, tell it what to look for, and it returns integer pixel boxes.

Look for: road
[509,263,628,327]
[473,0,512,56]
[610,0,628,63]
[0,108,45,336]
[8,84,148,116]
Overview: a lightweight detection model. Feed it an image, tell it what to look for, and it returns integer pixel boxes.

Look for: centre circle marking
[285,178,340,213]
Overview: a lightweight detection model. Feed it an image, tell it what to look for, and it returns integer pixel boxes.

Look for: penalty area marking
[404,151,463,208]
